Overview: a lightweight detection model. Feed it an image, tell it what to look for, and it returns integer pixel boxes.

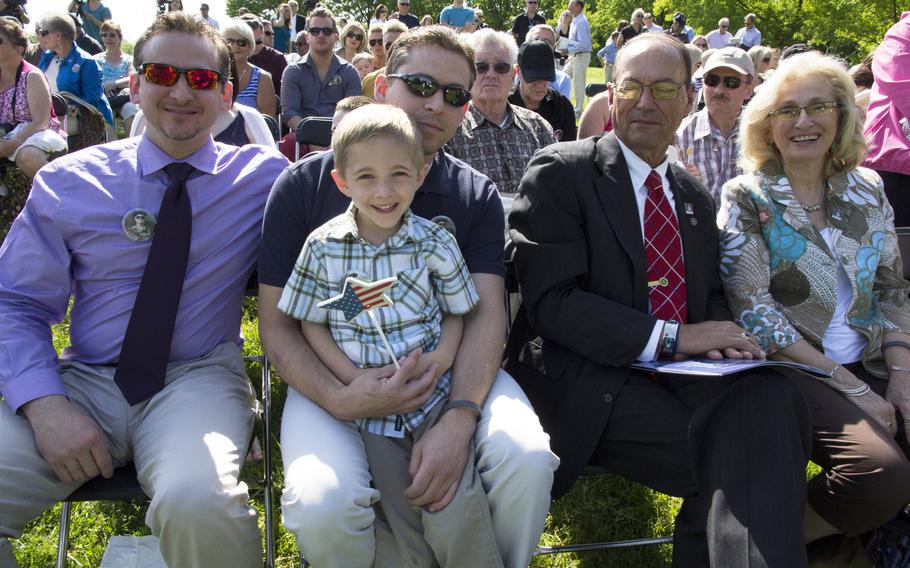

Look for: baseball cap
[703,46,755,77]
[673,12,686,25]
[518,40,556,83]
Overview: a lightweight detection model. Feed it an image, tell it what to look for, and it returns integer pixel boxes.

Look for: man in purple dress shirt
[0,12,288,568]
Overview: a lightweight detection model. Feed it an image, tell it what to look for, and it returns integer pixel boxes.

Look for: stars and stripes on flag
[318,276,398,322]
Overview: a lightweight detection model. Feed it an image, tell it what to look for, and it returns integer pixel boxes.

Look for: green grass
[10,299,679,567]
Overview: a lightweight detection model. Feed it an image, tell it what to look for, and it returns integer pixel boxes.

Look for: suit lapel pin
[684,202,694,215]
[690,217,698,226]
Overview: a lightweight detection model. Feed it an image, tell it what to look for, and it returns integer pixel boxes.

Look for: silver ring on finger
[741,331,751,339]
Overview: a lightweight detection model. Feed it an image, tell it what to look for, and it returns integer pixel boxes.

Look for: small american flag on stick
[318,276,401,369]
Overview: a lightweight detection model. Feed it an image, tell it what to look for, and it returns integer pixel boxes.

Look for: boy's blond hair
[332,104,424,174]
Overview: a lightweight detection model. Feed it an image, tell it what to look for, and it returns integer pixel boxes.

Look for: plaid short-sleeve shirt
[278,205,479,437]
[676,107,742,205]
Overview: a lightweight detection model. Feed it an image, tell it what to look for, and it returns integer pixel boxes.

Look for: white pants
[570,52,591,115]
[280,369,559,568]
[0,343,261,568]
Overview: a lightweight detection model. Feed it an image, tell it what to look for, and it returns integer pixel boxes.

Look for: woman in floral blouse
[718,52,910,552]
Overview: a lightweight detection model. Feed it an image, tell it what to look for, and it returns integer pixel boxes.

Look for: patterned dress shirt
[677,107,741,205]
[445,103,555,195]
[278,205,479,437]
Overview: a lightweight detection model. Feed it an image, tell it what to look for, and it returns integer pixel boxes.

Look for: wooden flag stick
[367,310,400,370]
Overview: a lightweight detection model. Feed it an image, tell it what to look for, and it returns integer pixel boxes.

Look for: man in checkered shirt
[676,47,755,204]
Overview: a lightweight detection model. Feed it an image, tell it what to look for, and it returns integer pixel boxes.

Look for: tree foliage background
[228,0,905,62]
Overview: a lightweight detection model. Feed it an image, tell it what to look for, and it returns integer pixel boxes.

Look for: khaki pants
[0,343,260,568]
[362,400,504,568]
[279,369,559,568]
[570,51,591,115]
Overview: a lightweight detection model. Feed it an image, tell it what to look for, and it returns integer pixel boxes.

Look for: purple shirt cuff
[2,367,67,414]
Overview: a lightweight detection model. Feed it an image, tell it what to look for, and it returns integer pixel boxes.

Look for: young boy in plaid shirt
[278,104,505,565]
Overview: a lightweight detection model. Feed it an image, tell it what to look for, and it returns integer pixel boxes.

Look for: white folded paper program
[557,37,582,51]
[628,358,831,379]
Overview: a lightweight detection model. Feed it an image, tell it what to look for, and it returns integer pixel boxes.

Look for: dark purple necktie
[114,162,195,405]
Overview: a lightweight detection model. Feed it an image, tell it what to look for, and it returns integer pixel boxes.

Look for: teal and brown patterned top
[717,165,910,378]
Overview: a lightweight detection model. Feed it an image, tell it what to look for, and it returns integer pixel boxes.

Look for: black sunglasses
[703,74,744,89]
[346,31,364,41]
[139,63,224,90]
[37,29,51,36]
[308,27,335,36]
[475,61,512,75]
[264,30,274,36]
[387,73,471,107]
[369,38,383,47]
[224,37,250,48]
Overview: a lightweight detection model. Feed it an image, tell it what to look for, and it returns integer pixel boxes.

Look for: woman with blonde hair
[222,19,277,119]
[336,20,367,63]
[718,51,910,553]
[748,44,773,76]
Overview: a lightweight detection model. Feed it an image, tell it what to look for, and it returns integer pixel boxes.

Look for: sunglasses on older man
[703,74,745,89]
[139,63,224,90]
[37,29,52,36]
[387,73,472,107]
[475,61,512,75]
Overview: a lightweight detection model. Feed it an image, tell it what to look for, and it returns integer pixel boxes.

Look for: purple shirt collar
[137,134,220,178]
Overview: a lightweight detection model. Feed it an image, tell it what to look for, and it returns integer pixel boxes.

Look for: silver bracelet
[839,383,871,397]
[822,363,842,386]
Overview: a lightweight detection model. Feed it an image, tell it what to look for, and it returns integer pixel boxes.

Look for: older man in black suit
[504,33,814,567]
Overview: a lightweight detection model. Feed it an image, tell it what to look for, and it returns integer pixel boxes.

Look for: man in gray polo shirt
[280,6,361,132]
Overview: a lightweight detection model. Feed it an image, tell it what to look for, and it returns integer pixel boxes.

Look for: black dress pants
[591,370,813,568]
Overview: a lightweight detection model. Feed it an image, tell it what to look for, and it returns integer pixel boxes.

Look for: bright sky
[29,0,232,42]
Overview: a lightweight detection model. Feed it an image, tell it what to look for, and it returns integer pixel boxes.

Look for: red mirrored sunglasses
[139,63,224,90]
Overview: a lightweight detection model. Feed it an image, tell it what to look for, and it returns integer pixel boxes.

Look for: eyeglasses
[694,42,707,48]
[346,32,364,41]
[37,29,51,36]
[255,39,263,45]
[720,24,728,28]
[613,79,687,100]
[475,61,512,75]
[139,63,224,90]
[399,2,409,5]
[100,32,119,39]
[387,73,472,107]
[769,101,842,121]
[224,37,251,48]
[527,1,537,4]
[703,74,745,89]
[308,27,335,36]
[264,30,274,36]
[369,38,383,47]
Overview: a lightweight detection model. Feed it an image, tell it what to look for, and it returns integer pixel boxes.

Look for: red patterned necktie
[643,170,687,323]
